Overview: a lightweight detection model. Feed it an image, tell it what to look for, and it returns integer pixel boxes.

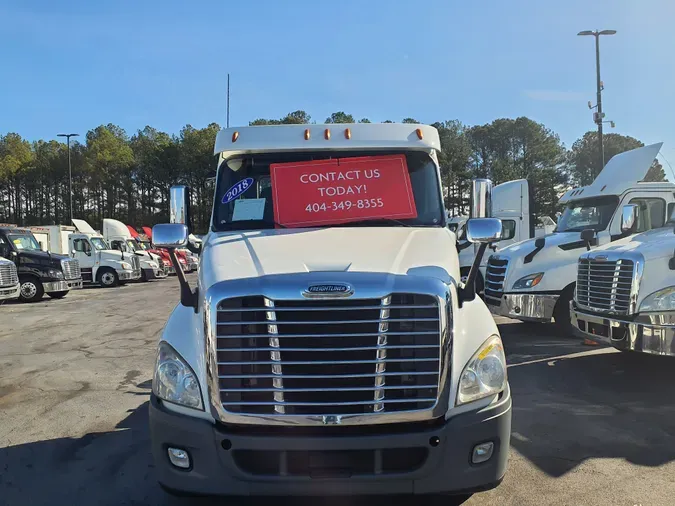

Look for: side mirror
[466,218,503,244]
[152,224,188,249]
[170,185,192,228]
[470,179,493,218]
[620,204,640,233]
[580,228,596,251]
[71,250,76,257]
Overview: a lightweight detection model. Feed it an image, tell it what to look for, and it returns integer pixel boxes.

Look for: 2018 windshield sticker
[222,177,254,204]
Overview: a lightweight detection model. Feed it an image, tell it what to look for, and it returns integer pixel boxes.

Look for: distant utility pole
[227,74,230,128]
[578,29,616,175]
[57,132,79,222]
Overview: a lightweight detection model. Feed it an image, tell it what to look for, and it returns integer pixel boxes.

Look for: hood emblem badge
[594,255,608,261]
[303,283,354,299]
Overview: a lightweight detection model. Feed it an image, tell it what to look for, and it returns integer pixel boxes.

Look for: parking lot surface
[1,275,674,505]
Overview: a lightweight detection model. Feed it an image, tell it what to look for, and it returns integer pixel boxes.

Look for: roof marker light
[304,129,311,140]
[232,131,239,143]
[324,129,331,140]
[416,128,424,140]
[344,128,351,139]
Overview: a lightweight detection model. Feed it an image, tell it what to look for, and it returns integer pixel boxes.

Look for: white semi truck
[147,123,511,501]
[571,204,675,356]
[32,221,141,287]
[102,218,166,281]
[482,143,674,334]
[452,179,556,289]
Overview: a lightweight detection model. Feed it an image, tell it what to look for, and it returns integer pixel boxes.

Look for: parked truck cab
[0,225,82,302]
[71,219,141,287]
[483,143,674,334]
[571,204,675,356]
[101,218,166,281]
[0,256,20,302]
[147,123,511,501]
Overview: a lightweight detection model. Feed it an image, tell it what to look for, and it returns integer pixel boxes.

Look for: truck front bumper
[118,270,141,281]
[486,292,558,322]
[143,267,167,280]
[571,305,675,357]
[66,279,83,290]
[42,280,72,292]
[149,387,511,497]
[0,283,20,301]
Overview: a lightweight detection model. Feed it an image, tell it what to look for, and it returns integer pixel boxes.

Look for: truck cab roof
[214,123,441,160]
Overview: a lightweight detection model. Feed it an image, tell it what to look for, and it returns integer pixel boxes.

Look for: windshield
[8,234,41,251]
[126,239,140,252]
[213,150,444,231]
[555,196,619,233]
[90,237,109,251]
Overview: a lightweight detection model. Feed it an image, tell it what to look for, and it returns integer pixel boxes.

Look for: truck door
[492,179,530,247]
[607,191,671,242]
[71,236,94,282]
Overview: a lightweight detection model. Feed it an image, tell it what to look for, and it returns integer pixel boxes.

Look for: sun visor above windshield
[560,143,663,204]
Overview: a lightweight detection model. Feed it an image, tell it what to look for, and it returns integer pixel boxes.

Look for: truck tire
[98,268,119,288]
[47,291,69,299]
[19,276,44,303]
[140,269,148,282]
[553,286,575,337]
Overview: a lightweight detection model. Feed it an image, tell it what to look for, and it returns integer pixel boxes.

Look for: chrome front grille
[215,294,442,418]
[60,259,81,280]
[0,262,18,287]
[484,256,509,305]
[130,255,141,275]
[577,258,635,315]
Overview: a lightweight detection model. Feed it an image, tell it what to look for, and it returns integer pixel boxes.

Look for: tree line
[0,111,666,233]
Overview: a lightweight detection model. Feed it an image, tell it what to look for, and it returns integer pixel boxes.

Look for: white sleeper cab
[483,143,675,334]
[571,204,675,356]
[149,123,511,501]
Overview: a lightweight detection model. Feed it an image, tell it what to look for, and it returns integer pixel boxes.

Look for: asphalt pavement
[1,275,674,506]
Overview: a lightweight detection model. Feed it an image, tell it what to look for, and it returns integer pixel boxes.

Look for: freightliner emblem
[303,283,354,299]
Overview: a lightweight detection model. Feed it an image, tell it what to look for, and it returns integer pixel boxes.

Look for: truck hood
[201,227,459,287]
[590,226,675,262]
[13,249,70,269]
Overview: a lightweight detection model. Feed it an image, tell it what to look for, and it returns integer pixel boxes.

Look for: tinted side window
[668,202,675,223]
[501,220,516,240]
[629,198,666,232]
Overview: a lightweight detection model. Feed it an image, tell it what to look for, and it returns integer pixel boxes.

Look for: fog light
[472,442,494,464]
[167,447,191,469]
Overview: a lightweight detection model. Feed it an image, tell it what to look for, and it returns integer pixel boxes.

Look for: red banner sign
[270,154,418,227]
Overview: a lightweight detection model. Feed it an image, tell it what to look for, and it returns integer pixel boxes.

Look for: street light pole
[57,133,79,223]
[578,29,616,175]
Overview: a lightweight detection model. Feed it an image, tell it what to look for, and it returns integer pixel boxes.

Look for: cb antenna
[226,74,230,128]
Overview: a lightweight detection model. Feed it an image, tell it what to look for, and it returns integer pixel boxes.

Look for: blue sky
[2,0,674,159]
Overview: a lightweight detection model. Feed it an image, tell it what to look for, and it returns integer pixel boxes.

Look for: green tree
[249,110,311,126]
[325,112,355,124]
[402,118,419,124]
[0,133,34,222]
[358,118,371,123]
[431,121,472,215]
[467,117,567,219]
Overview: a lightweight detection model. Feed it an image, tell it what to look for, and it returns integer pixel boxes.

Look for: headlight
[639,286,675,312]
[149,261,158,268]
[120,262,132,270]
[48,269,64,279]
[457,335,507,405]
[153,342,203,410]
[512,272,544,290]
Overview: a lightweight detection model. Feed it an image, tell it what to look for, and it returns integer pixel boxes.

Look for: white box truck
[571,204,675,356]
[32,220,141,287]
[146,123,511,502]
[482,143,675,334]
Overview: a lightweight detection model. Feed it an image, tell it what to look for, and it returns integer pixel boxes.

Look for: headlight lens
[120,262,132,270]
[639,286,675,312]
[48,269,64,279]
[153,342,203,410]
[457,335,507,405]
[512,272,544,290]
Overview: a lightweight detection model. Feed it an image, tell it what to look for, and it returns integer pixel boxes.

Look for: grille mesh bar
[0,263,18,287]
[60,259,81,280]
[484,256,509,305]
[577,258,635,314]
[215,294,441,417]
